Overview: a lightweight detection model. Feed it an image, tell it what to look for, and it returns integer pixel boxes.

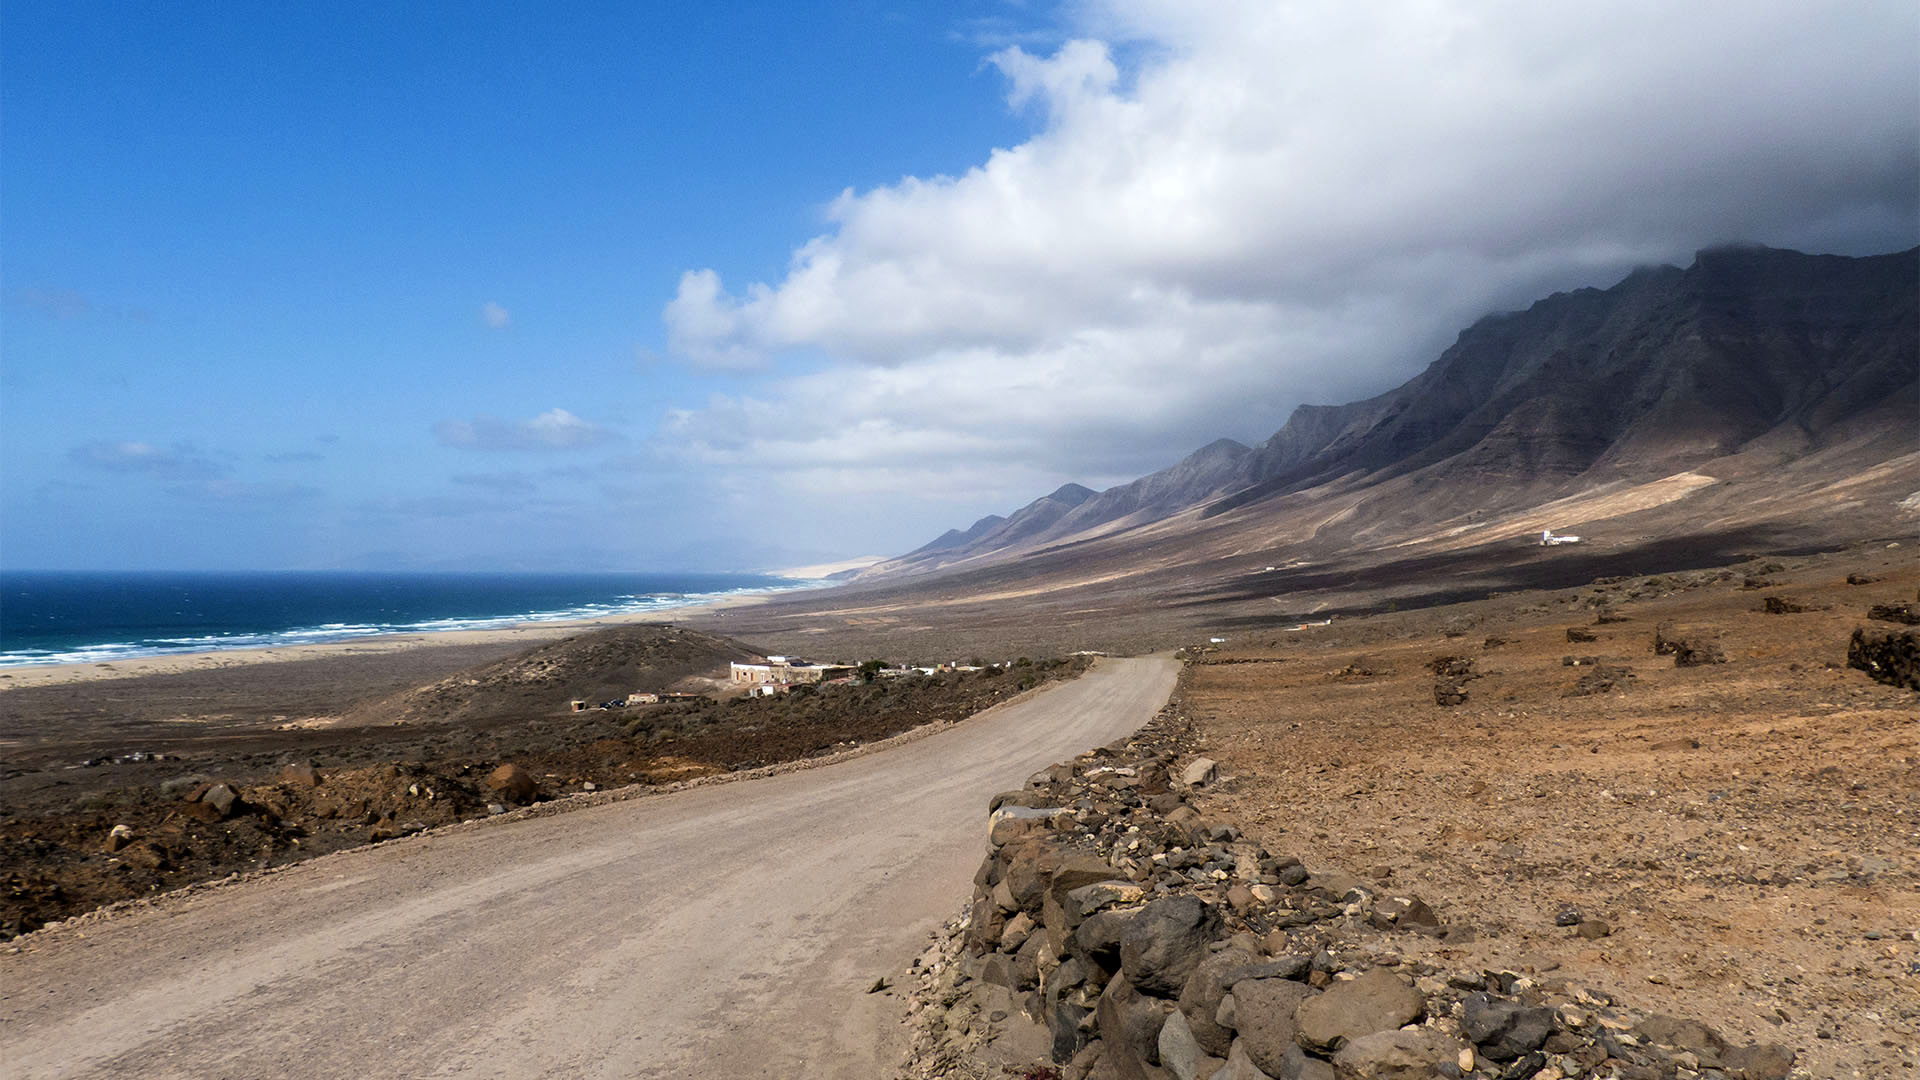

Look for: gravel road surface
[1,657,1177,1079]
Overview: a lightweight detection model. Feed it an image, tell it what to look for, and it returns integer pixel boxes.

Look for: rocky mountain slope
[871,245,1918,583]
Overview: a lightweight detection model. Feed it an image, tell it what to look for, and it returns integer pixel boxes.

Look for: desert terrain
[1176,542,1917,1078]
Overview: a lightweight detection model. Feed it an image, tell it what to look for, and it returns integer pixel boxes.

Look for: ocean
[0,570,821,667]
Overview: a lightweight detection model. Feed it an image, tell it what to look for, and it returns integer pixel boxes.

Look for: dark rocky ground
[0,627,1086,939]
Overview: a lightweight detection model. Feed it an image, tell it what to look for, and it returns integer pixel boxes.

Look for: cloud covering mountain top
[660,0,1917,506]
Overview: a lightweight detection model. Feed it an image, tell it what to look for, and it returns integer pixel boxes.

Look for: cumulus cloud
[659,0,1918,511]
[434,408,617,452]
[481,301,511,329]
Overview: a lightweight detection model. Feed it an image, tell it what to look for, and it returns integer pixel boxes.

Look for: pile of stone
[901,709,1796,1080]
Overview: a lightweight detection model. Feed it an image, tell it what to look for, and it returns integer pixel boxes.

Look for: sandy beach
[0,590,778,691]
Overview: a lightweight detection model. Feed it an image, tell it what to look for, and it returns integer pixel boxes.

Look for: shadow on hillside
[1178,524,1871,632]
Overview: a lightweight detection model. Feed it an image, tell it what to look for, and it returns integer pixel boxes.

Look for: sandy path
[0,657,1178,1079]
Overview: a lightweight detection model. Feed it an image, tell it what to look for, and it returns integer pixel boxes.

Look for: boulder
[1071,907,1137,981]
[486,763,537,804]
[1330,1028,1466,1080]
[1097,974,1177,1080]
[105,824,134,852]
[1848,627,1918,690]
[1157,1010,1225,1080]
[1120,896,1223,997]
[1176,947,1263,1056]
[1229,976,1318,1076]
[1459,993,1553,1062]
[1293,968,1425,1053]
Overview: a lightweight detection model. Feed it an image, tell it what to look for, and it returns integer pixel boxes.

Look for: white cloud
[658,0,1917,517]
[481,301,511,329]
[435,408,617,452]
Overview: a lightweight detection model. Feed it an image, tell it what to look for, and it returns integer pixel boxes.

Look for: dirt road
[1,657,1178,1079]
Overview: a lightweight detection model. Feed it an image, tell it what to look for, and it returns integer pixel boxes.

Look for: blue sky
[4,1,1915,571]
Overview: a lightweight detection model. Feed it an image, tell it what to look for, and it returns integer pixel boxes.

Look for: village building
[729,656,852,687]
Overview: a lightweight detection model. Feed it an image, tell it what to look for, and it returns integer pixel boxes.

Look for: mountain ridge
[870,244,1917,580]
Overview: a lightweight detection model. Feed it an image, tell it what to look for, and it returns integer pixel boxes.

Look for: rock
[1671,635,1727,667]
[990,805,1067,847]
[1575,919,1611,940]
[1868,602,1920,625]
[1553,907,1582,927]
[980,952,1018,989]
[1565,627,1598,643]
[1013,929,1047,989]
[199,783,239,818]
[1158,1010,1224,1080]
[280,762,321,787]
[1148,792,1188,814]
[965,893,1008,955]
[1761,596,1810,614]
[1231,956,1312,983]
[1047,858,1132,950]
[1048,999,1092,1065]
[486,763,537,804]
[1229,976,1318,1075]
[1226,884,1257,912]
[1121,896,1224,997]
[1281,1044,1337,1080]
[1214,1039,1285,1080]
[106,824,134,852]
[1293,968,1425,1053]
[1330,1028,1467,1080]
[1848,627,1918,690]
[1460,993,1554,1062]
[1432,680,1469,706]
[1721,1042,1795,1080]
[1096,974,1176,1080]
[1372,896,1438,931]
[1181,758,1220,788]
[1072,908,1138,981]
[1635,1014,1726,1059]
[1070,880,1148,920]
[1177,947,1263,1056]
[1002,911,1037,950]
[1846,573,1879,585]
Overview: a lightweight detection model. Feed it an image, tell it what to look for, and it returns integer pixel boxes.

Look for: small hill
[347,625,763,725]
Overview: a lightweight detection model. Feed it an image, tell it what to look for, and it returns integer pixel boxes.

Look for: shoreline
[0,590,776,691]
